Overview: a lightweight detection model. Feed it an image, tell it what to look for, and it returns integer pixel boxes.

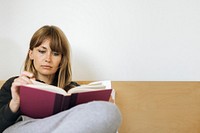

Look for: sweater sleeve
[0,77,20,132]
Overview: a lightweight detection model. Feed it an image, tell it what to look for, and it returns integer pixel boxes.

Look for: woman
[0,25,121,133]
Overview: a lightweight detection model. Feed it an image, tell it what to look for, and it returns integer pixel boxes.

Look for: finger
[20,71,34,79]
[14,76,31,86]
[12,81,23,87]
[13,78,28,86]
[20,76,33,84]
[11,80,23,93]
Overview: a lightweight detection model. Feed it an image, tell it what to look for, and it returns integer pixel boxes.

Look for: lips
[41,65,52,69]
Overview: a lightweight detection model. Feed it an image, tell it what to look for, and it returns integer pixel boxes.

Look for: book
[86,80,116,103]
[19,80,112,118]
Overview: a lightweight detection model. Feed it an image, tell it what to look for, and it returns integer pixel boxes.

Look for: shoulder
[4,76,18,85]
[69,81,80,87]
[64,81,80,92]
[1,76,18,90]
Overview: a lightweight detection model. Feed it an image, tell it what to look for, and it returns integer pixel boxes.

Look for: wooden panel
[0,80,5,88]
[112,81,200,133]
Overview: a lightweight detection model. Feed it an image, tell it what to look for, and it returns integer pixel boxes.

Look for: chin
[40,70,57,76]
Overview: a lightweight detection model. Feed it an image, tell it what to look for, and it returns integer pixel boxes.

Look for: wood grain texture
[112,81,200,133]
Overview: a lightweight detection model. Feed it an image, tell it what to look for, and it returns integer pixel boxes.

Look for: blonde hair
[24,25,72,88]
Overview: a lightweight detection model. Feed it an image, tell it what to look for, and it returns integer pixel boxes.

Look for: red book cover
[69,89,112,108]
[19,81,112,119]
[20,85,70,118]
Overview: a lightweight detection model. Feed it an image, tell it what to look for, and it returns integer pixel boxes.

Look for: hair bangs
[46,27,64,54]
[49,35,63,54]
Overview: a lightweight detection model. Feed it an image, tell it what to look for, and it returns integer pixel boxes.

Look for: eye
[38,49,46,54]
[52,51,61,56]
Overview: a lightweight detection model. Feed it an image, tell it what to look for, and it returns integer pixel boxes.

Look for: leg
[4,101,122,133]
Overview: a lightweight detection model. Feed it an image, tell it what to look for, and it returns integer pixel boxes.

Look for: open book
[19,80,112,118]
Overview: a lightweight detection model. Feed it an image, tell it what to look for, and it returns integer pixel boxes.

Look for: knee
[87,101,122,127]
[58,101,122,133]
[88,101,121,116]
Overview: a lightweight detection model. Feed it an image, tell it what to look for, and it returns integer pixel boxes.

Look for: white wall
[0,0,200,81]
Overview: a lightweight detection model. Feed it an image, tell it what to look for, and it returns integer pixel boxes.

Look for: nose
[45,52,51,62]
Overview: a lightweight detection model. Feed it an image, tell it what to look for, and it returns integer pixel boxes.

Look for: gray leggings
[3,101,121,133]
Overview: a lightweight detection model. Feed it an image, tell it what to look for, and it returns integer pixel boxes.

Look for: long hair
[24,25,72,88]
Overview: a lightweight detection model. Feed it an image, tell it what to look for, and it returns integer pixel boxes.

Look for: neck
[37,74,55,85]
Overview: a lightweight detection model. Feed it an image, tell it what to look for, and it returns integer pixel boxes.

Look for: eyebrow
[40,46,47,50]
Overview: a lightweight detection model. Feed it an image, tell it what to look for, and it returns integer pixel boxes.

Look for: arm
[0,71,34,132]
[0,77,20,132]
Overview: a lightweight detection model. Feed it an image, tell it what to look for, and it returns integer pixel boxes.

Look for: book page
[90,80,116,103]
[68,84,106,94]
[23,80,68,96]
[88,80,111,89]
[25,80,112,96]
[88,80,115,101]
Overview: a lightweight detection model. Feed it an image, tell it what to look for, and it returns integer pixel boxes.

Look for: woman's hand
[9,71,35,113]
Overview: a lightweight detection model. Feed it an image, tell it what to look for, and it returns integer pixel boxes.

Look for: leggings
[3,101,121,133]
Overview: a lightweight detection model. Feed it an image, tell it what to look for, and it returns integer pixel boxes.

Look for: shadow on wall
[0,38,24,79]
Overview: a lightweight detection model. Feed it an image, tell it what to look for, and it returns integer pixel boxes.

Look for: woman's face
[29,39,62,78]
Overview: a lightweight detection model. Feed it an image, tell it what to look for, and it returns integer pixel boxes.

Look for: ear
[29,50,34,60]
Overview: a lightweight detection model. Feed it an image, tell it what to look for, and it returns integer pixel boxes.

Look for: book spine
[60,96,71,111]
[68,94,78,109]
[53,94,64,114]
